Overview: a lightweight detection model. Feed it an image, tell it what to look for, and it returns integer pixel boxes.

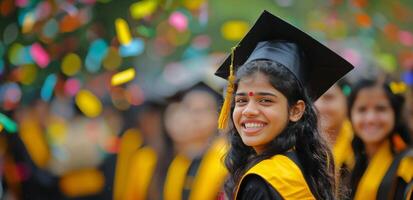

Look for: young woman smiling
[214,11,354,200]
[348,78,413,200]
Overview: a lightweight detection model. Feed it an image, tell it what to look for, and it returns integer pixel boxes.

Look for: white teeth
[244,123,265,128]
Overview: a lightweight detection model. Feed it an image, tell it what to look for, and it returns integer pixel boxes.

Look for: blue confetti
[119,38,144,57]
[85,39,108,73]
[41,74,57,102]
[402,70,413,86]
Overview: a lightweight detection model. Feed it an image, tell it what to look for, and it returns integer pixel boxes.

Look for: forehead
[355,86,390,104]
[237,72,274,89]
[183,90,217,106]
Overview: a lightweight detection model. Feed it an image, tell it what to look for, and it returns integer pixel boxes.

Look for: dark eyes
[234,98,274,105]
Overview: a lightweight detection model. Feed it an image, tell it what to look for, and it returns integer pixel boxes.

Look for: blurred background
[0,0,413,199]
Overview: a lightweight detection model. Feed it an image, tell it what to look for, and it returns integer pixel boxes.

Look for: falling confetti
[129,0,157,19]
[221,21,249,41]
[115,18,132,45]
[119,38,144,57]
[30,43,50,68]
[75,89,102,118]
[111,68,136,86]
[0,112,18,133]
[41,74,57,102]
[62,53,82,76]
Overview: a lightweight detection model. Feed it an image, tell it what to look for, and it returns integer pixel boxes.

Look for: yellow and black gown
[163,137,228,200]
[333,120,355,172]
[235,151,316,200]
[112,128,143,200]
[351,139,413,200]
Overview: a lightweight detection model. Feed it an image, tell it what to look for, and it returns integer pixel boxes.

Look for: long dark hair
[347,78,411,197]
[224,60,336,199]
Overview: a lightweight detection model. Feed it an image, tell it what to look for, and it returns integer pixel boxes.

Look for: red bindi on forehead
[248,91,254,96]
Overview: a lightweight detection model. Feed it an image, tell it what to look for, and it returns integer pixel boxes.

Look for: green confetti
[0,113,18,133]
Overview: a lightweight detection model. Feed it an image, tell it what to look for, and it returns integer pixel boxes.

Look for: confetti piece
[22,12,35,33]
[3,23,18,44]
[115,18,132,45]
[399,31,413,47]
[136,25,155,38]
[64,78,81,96]
[111,68,135,86]
[43,19,58,39]
[119,38,144,57]
[62,53,82,76]
[60,14,82,33]
[15,0,28,7]
[402,71,413,86]
[221,21,249,41]
[41,74,57,102]
[0,113,18,133]
[129,0,157,19]
[355,13,371,28]
[19,64,37,85]
[86,39,108,73]
[0,124,3,132]
[9,43,33,66]
[103,47,122,71]
[75,90,102,118]
[377,53,397,72]
[183,0,205,10]
[30,43,50,68]
[389,81,407,94]
[169,11,188,32]
[1,83,22,110]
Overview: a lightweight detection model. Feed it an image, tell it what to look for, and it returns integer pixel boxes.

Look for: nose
[364,110,376,123]
[242,101,259,117]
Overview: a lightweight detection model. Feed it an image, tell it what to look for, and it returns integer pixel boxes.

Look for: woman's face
[232,72,290,154]
[315,84,347,133]
[351,86,395,145]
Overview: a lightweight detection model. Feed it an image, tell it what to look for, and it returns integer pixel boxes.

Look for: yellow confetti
[390,82,407,94]
[183,0,205,10]
[62,53,82,76]
[129,0,158,20]
[19,64,37,85]
[75,90,102,118]
[111,68,136,86]
[22,13,35,34]
[115,18,132,45]
[221,21,249,41]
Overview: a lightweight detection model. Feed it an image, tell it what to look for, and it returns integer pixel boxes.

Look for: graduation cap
[168,81,222,105]
[215,10,354,129]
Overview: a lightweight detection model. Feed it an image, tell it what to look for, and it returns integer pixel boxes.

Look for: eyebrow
[235,92,278,97]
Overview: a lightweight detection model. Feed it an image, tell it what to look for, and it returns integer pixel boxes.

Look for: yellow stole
[333,120,355,171]
[113,128,143,200]
[122,146,158,200]
[59,168,105,197]
[354,140,393,200]
[164,137,228,200]
[235,154,315,199]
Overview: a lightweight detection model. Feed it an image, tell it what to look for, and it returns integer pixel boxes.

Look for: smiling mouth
[242,122,267,134]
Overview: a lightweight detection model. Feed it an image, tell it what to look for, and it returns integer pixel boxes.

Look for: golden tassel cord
[218,46,237,130]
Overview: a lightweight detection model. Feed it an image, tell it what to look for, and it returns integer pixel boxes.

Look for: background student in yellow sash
[348,77,413,200]
[163,82,228,200]
[214,10,354,199]
[315,80,355,197]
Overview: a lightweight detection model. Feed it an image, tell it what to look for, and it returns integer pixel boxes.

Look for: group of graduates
[1,10,413,200]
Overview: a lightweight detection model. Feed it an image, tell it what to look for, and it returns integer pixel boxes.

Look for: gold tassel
[218,46,237,130]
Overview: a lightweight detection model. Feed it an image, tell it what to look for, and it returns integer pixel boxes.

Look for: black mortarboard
[215,10,354,100]
[215,10,354,129]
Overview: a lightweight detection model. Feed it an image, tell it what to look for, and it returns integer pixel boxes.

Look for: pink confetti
[64,78,81,96]
[341,48,361,67]
[169,11,188,32]
[399,31,413,47]
[30,43,50,68]
[16,0,29,7]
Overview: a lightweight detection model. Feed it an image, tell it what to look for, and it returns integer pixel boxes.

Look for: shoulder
[397,148,413,182]
[237,174,283,200]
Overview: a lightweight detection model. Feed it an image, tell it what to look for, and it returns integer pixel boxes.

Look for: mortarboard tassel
[218,46,237,130]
